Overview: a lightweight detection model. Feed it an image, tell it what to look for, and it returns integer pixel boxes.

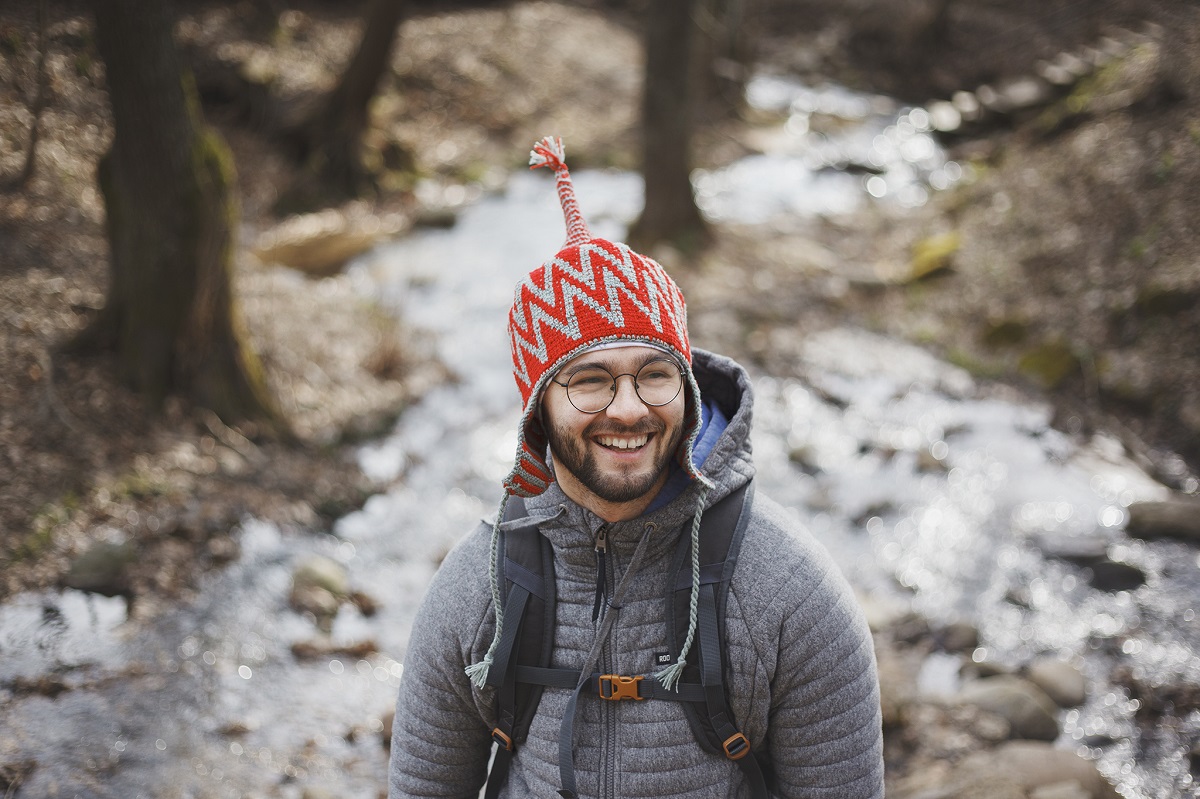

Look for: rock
[961,658,1014,681]
[959,741,1121,798]
[1030,780,1091,799]
[875,644,923,730]
[1126,496,1200,542]
[916,445,950,473]
[890,611,934,645]
[290,637,378,661]
[1032,533,1109,565]
[381,707,395,749]
[251,209,405,277]
[906,231,960,282]
[0,760,37,797]
[301,788,336,799]
[956,675,1061,741]
[935,620,979,653]
[289,584,341,630]
[1085,559,1145,592]
[1097,349,1156,406]
[65,539,137,596]
[349,590,380,616]
[1026,657,1087,707]
[1018,339,1079,390]
[981,316,1029,349]
[292,554,349,597]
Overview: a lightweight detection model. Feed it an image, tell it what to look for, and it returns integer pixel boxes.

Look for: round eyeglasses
[551,358,685,414]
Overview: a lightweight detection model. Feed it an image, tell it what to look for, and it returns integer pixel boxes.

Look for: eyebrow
[562,352,669,376]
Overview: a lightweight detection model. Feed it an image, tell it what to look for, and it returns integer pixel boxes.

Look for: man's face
[542,346,687,521]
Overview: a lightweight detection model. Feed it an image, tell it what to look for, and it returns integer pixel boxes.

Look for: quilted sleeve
[734,495,885,799]
[767,561,884,798]
[388,526,496,799]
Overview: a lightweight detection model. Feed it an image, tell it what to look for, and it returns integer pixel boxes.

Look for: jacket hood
[517,348,756,561]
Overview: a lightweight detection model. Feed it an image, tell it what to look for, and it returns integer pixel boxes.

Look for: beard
[545,416,685,504]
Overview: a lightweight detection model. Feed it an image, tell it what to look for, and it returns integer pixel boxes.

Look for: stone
[1096,349,1156,406]
[1026,657,1088,708]
[380,707,395,749]
[936,620,980,653]
[1032,533,1109,565]
[1085,559,1145,592]
[959,741,1121,798]
[1126,497,1200,543]
[1030,780,1091,799]
[301,788,336,799]
[65,539,137,597]
[289,584,341,618]
[907,231,961,282]
[1018,339,1079,390]
[956,675,1061,741]
[292,554,349,597]
[251,209,405,277]
[875,643,923,730]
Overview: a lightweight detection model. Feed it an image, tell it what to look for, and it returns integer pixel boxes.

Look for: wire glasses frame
[551,358,685,414]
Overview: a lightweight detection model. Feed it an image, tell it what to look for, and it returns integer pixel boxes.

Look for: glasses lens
[566,367,617,413]
[634,359,683,406]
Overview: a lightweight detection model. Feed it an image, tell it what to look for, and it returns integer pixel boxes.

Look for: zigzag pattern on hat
[509,239,689,395]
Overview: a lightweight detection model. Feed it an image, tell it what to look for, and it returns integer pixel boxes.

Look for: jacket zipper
[592,524,608,623]
[599,526,617,799]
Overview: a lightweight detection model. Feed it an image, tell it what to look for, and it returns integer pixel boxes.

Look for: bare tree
[0,0,50,191]
[628,0,712,255]
[279,0,407,205]
[77,0,284,432]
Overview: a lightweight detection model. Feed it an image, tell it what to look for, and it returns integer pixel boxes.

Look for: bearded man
[388,137,884,799]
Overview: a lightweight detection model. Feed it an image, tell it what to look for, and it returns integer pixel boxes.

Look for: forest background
[1,0,1199,638]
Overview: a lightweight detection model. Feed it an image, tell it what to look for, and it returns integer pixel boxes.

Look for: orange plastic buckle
[492,727,514,751]
[598,674,644,701]
[722,732,750,760]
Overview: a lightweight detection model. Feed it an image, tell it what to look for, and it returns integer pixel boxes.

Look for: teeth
[599,435,648,450]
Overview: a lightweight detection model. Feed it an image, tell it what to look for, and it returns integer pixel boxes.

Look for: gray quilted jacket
[388,350,884,798]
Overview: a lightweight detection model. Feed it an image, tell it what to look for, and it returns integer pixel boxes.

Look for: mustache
[583,419,664,438]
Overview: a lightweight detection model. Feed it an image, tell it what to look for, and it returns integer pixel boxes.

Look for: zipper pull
[593,525,608,623]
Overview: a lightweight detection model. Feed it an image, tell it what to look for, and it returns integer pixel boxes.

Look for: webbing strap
[698,582,769,797]
[486,583,529,689]
[484,746,513,799]
[483,581,529,799]
[514,665,708,703]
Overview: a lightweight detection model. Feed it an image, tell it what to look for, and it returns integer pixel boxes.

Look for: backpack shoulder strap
[484,496,555,799]
[670,481,770,797]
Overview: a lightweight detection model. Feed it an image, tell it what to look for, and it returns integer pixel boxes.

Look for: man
[388,137,883,798]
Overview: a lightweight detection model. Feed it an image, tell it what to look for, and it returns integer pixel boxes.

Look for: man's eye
[572,373,611,388]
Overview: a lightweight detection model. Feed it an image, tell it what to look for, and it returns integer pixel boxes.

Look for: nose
[605,374,649,423]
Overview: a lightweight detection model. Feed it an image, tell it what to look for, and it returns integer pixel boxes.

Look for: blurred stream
[1,76,1197,799]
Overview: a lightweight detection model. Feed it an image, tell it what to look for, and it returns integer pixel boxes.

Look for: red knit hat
[502,136,705,498]
[466,138,713,693]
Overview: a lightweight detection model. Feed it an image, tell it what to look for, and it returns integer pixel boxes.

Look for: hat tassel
[529,135,591,247]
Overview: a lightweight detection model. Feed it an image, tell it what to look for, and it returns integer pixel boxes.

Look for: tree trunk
[81,0,284,433]
[283,0,407,205]
[629,0,711,255]
[0,0,49,191]
[692,0,751,124]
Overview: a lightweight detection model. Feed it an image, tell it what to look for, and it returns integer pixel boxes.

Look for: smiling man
[543,346,686,516]
[388,138,884,799]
